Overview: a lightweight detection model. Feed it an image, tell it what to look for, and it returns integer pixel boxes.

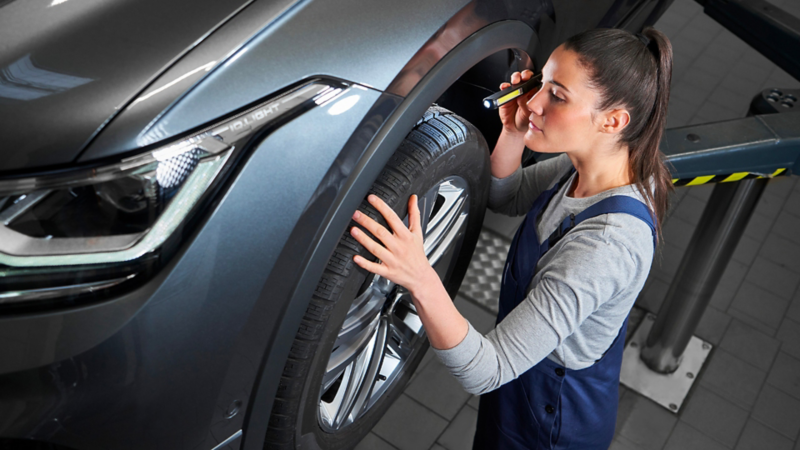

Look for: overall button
[545,404,555,414]
[555,368,565,377]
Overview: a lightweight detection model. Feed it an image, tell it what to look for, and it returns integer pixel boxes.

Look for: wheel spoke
[423,180,463,238]
[326,275,394,390]
[345,281,378,321]
[331,323,378,429]
[319,362,351,427]
[418,184,440,236]
[323,312,379,390]
[427,210,468,267]
[319,322,375,430]
[387,318,416,361]
[424,180,468,265]
[346,317,389,421]
[390,295,424,342]
[342,275,393,331]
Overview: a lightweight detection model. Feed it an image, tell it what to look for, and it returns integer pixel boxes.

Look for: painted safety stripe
[686,175,715,186]
[722,172,749,183]
[672,168,789,186]
[770,168,787,177]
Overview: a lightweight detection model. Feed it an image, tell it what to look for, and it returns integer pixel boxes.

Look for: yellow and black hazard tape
[672,168,789,186]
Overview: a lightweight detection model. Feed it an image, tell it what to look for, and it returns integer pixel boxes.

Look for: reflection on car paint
[0,54,92,101]
[328,95,361,116]
[130,61,217,108]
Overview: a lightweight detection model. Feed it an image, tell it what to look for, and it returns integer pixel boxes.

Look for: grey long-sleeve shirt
[431,153,655,395]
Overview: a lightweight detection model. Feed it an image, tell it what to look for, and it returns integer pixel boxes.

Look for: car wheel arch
[238,19,536,450]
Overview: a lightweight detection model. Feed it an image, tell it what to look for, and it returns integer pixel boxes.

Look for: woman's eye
[549,90,564,103]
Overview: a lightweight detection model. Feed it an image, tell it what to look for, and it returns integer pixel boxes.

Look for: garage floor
[361,0,800,448]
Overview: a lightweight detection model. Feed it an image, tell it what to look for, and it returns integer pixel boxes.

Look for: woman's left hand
[350,194,436,296]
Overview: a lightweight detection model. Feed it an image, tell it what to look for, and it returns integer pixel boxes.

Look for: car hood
[0,0,249,174]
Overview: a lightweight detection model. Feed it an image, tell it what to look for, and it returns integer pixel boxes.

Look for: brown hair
[563,26,674,243]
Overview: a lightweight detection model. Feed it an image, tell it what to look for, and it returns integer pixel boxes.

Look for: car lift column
[639,177,767,373]
[619,99,799,411]
[642,0,800,374]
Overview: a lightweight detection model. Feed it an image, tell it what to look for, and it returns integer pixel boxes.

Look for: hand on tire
[350,194,437,296]
[499,69,539,135]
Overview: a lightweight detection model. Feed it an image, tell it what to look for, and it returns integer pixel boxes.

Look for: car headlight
[0,79,351,309]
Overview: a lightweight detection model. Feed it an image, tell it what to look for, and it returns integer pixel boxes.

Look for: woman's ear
[601,108,631,135]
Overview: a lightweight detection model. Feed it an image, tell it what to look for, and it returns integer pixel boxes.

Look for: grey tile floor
[359,0,800,448]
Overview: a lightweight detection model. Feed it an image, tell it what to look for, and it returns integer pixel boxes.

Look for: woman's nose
[526,90,545,116]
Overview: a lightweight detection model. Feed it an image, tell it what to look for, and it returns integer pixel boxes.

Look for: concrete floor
[359,0,800,448]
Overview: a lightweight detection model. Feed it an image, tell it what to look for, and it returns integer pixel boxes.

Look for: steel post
[640,177,768,373]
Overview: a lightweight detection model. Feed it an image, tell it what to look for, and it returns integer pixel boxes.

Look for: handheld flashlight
[482,73,543,110]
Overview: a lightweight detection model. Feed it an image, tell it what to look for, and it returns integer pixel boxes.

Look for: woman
[349,26,673,449]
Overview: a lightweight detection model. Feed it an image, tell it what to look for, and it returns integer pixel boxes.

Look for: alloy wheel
[317,176,470,432]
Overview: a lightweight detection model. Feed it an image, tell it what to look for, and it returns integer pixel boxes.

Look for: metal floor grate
[458,229,511,313]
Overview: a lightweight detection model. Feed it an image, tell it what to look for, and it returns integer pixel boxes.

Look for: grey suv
[0,0,673,448]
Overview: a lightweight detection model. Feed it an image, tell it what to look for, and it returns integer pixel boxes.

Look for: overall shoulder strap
[547,195,657,249]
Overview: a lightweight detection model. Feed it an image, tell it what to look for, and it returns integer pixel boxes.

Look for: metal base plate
[620,313,712,413]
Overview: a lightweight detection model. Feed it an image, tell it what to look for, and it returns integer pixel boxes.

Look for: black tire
[264,106,490,449]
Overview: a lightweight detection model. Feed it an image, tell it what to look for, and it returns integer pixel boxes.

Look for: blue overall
[473,168,655,450]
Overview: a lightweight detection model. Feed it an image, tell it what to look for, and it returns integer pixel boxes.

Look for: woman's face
[523,45,612,154]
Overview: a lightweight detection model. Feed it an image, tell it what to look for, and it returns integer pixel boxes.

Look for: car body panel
[80,0,301,164]
[0,0,252,174]
[0,87,380,450]
[116,0,472,158]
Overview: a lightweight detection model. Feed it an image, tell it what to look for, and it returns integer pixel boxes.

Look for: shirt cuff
[430,320,483,369]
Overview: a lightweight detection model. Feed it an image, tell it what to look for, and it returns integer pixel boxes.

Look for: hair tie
[635,32,650,47]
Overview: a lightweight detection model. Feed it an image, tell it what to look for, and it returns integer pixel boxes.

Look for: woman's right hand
[498,69,539,135]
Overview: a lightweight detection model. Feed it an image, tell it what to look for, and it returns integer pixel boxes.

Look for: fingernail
[351,227,358,235]
[353,210,361,220]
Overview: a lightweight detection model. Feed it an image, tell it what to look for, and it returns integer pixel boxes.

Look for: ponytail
[563,26,674,244]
